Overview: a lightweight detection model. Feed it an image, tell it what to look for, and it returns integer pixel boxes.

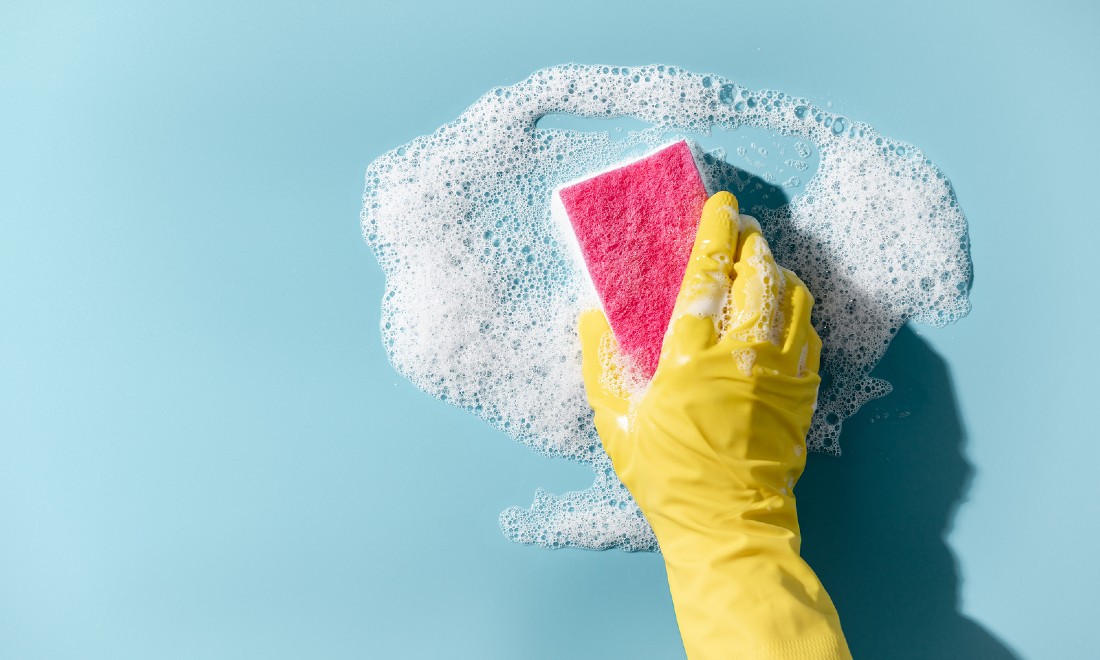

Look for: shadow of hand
[796,326,1018,659]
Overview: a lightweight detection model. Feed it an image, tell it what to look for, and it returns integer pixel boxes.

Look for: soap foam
[361,64,971,552]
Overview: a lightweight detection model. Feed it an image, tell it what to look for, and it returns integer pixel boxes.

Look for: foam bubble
[361,64,971,551]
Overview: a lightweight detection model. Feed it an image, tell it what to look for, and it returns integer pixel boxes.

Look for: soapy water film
[361,64,971,551]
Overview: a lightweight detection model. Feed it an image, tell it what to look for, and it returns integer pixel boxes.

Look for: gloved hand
[579,191,852,660]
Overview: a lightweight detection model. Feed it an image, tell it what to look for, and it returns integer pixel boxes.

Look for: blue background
[2,1,1097,658]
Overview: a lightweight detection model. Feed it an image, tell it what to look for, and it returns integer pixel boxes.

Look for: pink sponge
[556,140,708,379]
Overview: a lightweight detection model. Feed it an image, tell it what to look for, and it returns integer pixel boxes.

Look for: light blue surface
[1,1,1097,658]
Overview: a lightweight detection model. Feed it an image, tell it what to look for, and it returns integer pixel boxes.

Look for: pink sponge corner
[557,140,708,379]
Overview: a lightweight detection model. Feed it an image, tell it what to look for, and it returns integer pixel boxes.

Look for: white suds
[361,64,971,551]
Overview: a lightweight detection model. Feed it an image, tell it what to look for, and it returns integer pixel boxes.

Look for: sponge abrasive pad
[557,140,708,379]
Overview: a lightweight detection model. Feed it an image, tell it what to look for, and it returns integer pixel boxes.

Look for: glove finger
[779,267,814,375]
[578,308,629,416]
[723,215,781,345]
[781,267,823,377]
[664,191,739,360]
[805,322,822,378]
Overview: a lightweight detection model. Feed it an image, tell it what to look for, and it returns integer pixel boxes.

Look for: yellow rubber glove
[579,191,851,660]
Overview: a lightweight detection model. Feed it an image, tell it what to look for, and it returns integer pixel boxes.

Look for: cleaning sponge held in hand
[555,140,708,379]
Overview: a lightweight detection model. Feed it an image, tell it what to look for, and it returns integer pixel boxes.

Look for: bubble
[718,83,737,105]
[361,64,972,552]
